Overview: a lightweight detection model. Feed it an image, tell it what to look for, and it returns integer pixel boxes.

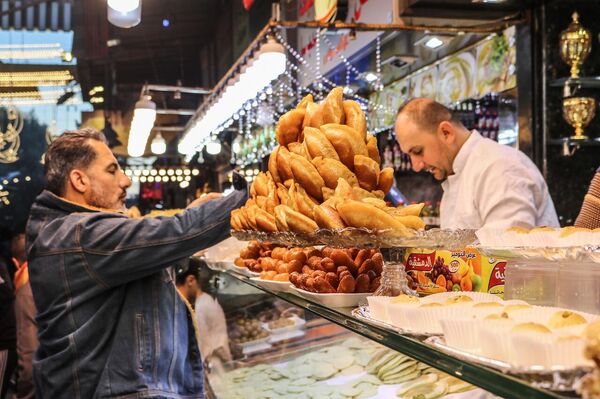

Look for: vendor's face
[395,118,453,181]
[83,140,131,211]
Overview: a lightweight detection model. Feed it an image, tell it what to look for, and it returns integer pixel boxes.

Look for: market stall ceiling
[72,0,220,111]
[0,0,73,31]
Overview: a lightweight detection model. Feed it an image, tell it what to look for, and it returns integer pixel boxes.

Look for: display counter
[198,267,571,399]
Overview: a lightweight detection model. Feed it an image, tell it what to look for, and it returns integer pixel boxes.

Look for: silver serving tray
[351,305,437,339]
[425,335,591,393]
[478,245,600,263]
[231,228,477,249]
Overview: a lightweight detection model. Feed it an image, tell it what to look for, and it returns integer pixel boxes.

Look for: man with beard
[395,98,558,229]
[26,128,246,398]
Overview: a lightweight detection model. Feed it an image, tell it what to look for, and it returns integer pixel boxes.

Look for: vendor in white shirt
[395,98,559,230]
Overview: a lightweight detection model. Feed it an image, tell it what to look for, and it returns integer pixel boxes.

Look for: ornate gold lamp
[559,12,592,78]
[562,97,596,140]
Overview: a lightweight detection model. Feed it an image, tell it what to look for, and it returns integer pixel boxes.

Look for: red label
[406,251,436,272]
[488,261,506,290]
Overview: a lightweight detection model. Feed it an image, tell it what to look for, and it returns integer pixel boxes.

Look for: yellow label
[404,248,505,298]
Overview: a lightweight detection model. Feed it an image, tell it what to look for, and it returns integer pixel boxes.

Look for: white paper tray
[425,336,590,393]
[351,305,438,338]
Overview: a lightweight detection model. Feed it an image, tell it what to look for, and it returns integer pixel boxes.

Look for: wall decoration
[0,106,23,164]
[437,51,476,105]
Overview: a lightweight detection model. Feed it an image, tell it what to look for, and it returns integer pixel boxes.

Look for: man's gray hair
[44,128,107,196]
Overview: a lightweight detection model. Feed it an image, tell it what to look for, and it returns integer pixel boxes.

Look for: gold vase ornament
[562,97,596,140]
[559,12,592,78]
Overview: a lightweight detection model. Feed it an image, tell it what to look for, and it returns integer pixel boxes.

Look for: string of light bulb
[178,33,287,155]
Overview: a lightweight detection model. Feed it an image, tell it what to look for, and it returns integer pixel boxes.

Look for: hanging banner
[297,0,395,87]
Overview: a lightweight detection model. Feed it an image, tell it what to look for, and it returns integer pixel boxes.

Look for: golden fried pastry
[343,100,367,141]
[230,210,242,230]
[377,167,394,194]
[276,108,305,146]
[303,127,340,161]
[276,183,289,205]
[312,156,359,189]
[322,187,335,200]
[302,102,323,128]
[336,200,414,236]
[289,152,325,201]
[387,203,424,217]
[320,124,368,170]
[237,208,251,230]
[321,87,345,125]
[371,190,385,199]
[265,172,279,205]
[274,205,289,231]
[252,172,269,197]
[254,207,278,232]
[394,215,426,230]
[293,184,317,219]
[256,196,277,214]
[297,94,313,110]
[351,186,378,201]
[361,197,387,209]
[276,205,319,234]
[288,141,308,158]
[268,146,282,183]
[276,146,294,182]
[245,205,259,230]
[334,178,354,199]
[313,204,346,230]
[366,134,381,164]
[354,155,380,191]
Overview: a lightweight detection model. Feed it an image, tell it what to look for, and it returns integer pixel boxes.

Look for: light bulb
[206,140,222,155]
[151,132,166,155]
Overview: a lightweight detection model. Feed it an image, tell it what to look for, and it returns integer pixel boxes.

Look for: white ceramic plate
[262,315,306,334]
[250,277,294,293]
[230,265,260,278]
[292,286,370,308]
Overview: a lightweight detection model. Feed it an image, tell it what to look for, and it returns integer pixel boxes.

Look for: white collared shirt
[440,131,559,230]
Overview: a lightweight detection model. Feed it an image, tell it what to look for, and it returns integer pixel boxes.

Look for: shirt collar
[452,130,482,176]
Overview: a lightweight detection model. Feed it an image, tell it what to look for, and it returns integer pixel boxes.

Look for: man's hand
[187,192,222,209]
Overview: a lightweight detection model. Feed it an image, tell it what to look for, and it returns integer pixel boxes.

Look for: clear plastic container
[557,262,600,314]
[504,262,558,306]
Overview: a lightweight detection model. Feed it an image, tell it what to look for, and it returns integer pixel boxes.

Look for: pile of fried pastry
[230,87,425,237]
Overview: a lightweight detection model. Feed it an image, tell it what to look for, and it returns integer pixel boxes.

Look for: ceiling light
[415,35,453,50]
[150,132,166,155]
[178,37,286,154]
[425,37,444,49]
[107,0,142,28]
[107,38,121,47]
[206,140,222,155]
[159,169,166,176]
[191,169,199,176]
[162,18,170,28]
[167,169,174,176]
[127,95,156,157]
[179,181,190,189]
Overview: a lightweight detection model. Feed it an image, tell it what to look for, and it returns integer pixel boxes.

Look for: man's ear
[69,169,89,194]
[438,121,456,144]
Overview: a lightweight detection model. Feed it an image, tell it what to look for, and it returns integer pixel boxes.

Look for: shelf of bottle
[549,76,600,89]
[548,137,600,146]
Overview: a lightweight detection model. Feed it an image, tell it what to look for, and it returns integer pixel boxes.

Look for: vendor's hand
[187,192,222,209]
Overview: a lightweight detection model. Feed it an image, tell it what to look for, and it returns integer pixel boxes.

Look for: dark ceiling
[72,0,225,113]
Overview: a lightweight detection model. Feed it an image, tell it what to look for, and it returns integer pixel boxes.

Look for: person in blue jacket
[26,128,246,399]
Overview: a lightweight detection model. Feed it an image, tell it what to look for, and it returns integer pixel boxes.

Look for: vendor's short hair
[175,261,200,286]
[397,98,463,133]
[44,128,107,196]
